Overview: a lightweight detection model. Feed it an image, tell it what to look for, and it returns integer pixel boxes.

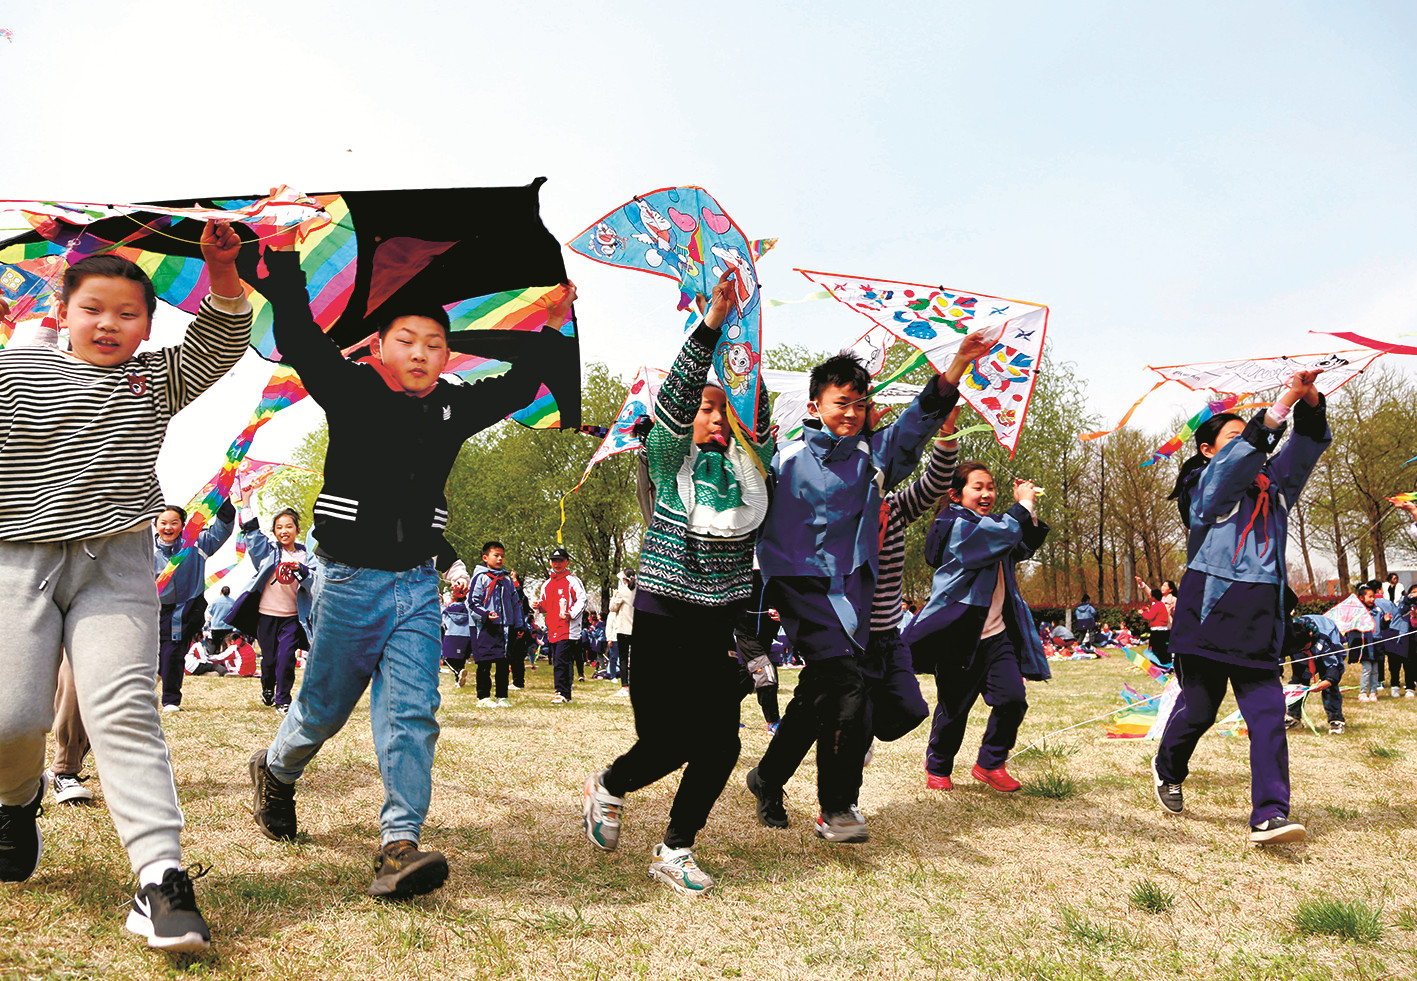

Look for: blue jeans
[266,556,441,846]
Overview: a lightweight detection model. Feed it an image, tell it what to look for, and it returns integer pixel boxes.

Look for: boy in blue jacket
[751,331,989,842]
[467,540,525,706]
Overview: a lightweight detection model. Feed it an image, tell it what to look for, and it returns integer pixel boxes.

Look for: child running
[1152,370,1329,844]
[246,251,574,897]
[905,463,1050,792]
[467,540,524,707]
[154,500,237,712]
[747,404,974,830]
[0,223,250,952]
[582,270,772,895]
[229,489,312,712]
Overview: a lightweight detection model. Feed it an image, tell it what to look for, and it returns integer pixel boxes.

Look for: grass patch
[1294,896,1384,943]
[1366,743,1402,761]
[1022,770,1078,800]
[1013,740,1079,764]
[1323,804,1360,820]
[1059,905,1125,949]
[1128,878,1175,914]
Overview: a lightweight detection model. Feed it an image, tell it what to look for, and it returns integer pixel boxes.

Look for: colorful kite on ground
[1104,676,1179,739]
[794,269,1048,457]
[567,187,763,435]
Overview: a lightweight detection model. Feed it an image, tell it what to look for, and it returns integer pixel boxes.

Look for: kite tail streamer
[1139,392,1249,468]
[1079,380,1168,441]
[154,365,309,592]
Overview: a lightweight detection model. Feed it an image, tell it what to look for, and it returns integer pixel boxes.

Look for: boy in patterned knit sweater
[749,332,991,842]
[0,223,250,952]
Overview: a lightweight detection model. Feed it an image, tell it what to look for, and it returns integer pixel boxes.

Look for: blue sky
[3,0,1414,521]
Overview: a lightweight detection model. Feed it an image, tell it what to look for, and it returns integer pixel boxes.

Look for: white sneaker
[582,770,624,851]
[476,697,497,708]
[496,698,511,708]
[1393,687,1402,698]
[648,843,714,895]
[161,704,181,714]
[614,688,630,698]
[551,694,570,704]
[1406,690,1415,698]
[508,684,522,691]
[50,772,94,804]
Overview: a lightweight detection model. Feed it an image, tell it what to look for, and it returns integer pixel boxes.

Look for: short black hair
[1357,584,1376,597]
[220,586,231,596]
[482,540,506,556]
[809,353,870,402]
[376,304,452,340]
[1151,588,1163,601]
[63,255,158,318]
[159,504,188,524]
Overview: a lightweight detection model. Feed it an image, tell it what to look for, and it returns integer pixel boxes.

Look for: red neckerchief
[1234,473,1272,564]
[358,355,438,398]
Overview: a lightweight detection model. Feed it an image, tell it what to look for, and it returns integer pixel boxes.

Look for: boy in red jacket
[537,547,586,703]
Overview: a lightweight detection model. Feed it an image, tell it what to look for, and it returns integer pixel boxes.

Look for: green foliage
[1128,879,1175,915]
[1012,741,1078,764]
[1366,743,1402,761]
[1293,896,1384,943]
[1022,770,1078,800]
[1058,905,1125,948]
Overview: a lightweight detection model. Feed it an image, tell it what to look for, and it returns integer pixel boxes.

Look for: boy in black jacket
[248,252,574,897]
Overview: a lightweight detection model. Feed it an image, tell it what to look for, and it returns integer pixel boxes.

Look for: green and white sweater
[637,323,773,607]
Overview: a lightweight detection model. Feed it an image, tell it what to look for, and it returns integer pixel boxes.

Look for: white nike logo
[133,896,152,918]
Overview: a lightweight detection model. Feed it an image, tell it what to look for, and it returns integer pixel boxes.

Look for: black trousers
[602,603,741,848]
[257,613,302,708]
[616,633,633,688]
[476,658,509,699]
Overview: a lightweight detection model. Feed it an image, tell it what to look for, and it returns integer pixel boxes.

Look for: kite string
[1006,627,1417,762]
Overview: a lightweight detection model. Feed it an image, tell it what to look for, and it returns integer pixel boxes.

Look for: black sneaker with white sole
[0,773,47,882]
[745,767,789,829]
[1151,755,1183,814]
[125,866,212,952]
[1250,817,1306,844]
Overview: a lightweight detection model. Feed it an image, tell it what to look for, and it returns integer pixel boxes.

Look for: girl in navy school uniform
[1152,370,1329,844]
[904,463,1050,793]
[229,483,313,712]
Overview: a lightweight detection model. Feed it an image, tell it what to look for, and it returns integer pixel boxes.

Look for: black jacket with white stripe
[272,282,550,573]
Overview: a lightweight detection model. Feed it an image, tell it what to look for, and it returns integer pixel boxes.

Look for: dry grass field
[6,655,1416,980]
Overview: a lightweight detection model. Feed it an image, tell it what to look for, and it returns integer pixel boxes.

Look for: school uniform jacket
[539,571,586,643]
[1171,399,1330,667]
[904,501,1051,680]
[228,516,314,643]
[469,564,526,660]
[154,498,237,642]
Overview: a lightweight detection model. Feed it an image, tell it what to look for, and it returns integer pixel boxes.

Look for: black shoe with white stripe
[125,866,211,952]
[1250,817,1306,844]
[1151,755,1183,814]
[0,773,47,882]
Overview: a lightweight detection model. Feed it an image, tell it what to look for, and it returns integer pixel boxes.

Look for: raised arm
[892,411,961,527]
[196,499,237,557]
[167,221,252,412]
[256,248,362,404]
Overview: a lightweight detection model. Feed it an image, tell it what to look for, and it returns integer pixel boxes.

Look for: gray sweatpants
[0,527,184,871]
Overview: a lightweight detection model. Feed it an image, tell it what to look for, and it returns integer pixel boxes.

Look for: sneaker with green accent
[582,770,624,851]
[496,698,511,708]
[476,697,497,708]
[648,843,714,896]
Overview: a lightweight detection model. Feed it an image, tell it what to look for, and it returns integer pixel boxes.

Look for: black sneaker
[745,767,789,829]
[1283,714,1300,731]
[0,773,47,882]
[1151,756,1183,814]
[368,840,448,898]
[1250,817,1306,844]
[249,749,297,841]
[125,866,211,952]
[260,689,274,707]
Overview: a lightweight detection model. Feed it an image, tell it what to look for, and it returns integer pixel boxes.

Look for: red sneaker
[925,772,953,791]
[971,764,1020,793]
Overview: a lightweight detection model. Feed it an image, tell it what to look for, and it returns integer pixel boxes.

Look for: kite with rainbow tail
[1139,393,1248,468]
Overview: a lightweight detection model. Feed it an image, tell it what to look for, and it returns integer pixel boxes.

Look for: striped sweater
[637,323,773,607]
[872,443,957,631]
[0,295,251,542]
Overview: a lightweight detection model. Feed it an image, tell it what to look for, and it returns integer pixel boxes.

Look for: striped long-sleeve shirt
[871,442,957,631]
[0,295,251,542]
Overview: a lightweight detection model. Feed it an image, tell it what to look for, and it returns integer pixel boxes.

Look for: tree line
[262,353,1417,615]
